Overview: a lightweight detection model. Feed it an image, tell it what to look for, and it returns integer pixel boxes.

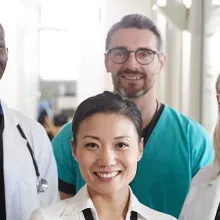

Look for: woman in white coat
[179,74,220,220]
[30,91,176,220]
[0,24,59,220]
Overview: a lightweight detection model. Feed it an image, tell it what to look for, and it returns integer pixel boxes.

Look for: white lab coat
[179,163,220,220]
[30,185,176,220]
[1,101,60,220]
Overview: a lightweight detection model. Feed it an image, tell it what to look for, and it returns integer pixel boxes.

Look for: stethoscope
[17,124,48,193]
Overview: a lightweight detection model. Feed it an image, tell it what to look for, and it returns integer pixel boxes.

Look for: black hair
[54,113,68,126]
[105,14,163,52]
[72,91,142,141]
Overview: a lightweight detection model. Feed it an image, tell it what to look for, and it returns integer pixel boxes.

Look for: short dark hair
[72,91,143,141]
[105,14,163,52]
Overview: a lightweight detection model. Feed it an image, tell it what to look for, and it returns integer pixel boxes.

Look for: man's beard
[112,68,149,99]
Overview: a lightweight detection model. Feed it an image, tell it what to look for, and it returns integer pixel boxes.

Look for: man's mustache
[117,68,145,76]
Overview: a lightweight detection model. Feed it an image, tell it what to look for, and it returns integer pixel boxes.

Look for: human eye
[116,142,129,149]
[85,142,98,149]
[112,48,126,57]
[138,49,153,58]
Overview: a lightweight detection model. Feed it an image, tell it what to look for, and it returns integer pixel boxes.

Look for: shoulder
[138,203,176,220]
[13,109,47,136]
[30,198,75,219]
[52,122,72,144]
[163,105,210,137]
[130,188,176,220]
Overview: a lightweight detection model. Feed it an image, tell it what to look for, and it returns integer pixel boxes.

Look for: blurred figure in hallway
[38,109,68,140]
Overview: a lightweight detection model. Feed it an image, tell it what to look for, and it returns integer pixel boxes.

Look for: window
[39,29,80,80]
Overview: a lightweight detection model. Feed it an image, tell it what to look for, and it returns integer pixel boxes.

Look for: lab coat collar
[62,184,156,219]
[207,163,220,186]
[1,100,20,128]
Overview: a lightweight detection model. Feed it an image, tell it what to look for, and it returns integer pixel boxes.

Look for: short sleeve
[52,122,76,194]
[189,124,214,177]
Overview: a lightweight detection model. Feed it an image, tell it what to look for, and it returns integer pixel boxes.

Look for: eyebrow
[83,135,100,140]
[111,46,156,51]
[114,136,131,140]
[82,135,131,140]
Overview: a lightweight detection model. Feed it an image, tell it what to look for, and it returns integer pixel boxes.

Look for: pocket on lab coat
[19,180,40,220]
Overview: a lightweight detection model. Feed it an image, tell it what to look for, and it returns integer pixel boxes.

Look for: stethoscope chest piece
[37,177,48,193]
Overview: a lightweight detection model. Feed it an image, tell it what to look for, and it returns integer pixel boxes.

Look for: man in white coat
[0,24,59,220]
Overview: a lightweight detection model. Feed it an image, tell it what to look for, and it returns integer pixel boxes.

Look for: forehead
[109,28,158,51]
[78,113,137,138]
[0,25,5,40]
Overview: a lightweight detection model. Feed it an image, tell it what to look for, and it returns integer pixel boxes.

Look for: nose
[124,52,139,70]
[97,147,116,167]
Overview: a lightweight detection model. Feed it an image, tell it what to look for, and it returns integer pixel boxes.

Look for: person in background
[0,23,59,220]
[30,91,176,220]
[38,109,68,140]
[52,14,214,218]
[179,74,220,220]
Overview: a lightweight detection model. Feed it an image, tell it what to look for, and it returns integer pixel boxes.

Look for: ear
[104,53,110,73]
[71,138,78,162]
[137,138,144,161]
[159,52,167,71]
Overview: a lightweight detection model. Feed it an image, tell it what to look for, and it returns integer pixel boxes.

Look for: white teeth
[96,172,119,178]
[124,76,141,80]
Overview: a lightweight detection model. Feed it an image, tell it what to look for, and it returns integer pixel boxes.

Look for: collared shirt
[0,103,3,115]
[30,185,176,220]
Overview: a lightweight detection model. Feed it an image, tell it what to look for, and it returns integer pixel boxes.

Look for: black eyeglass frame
[106,47,161,65]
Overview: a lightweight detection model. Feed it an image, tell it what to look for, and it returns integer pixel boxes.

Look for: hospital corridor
[0,0,220,219]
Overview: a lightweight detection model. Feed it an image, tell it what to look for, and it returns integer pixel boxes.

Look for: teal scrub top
[52,105,214,218]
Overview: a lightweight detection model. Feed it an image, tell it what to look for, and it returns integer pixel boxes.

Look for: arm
[189,123,214,178]
[52,122,77,199]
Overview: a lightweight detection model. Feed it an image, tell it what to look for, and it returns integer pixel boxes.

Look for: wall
[0,0,40,119]
[202,1,220,133]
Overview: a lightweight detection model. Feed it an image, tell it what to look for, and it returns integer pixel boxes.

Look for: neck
[130,87,159,128]
[88,186,130,220]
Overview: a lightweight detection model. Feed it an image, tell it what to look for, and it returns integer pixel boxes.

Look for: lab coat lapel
[1,101,28,212]
[194,174,220,219]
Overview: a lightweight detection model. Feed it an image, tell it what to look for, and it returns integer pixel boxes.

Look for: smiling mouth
[94,171,121,179]
[121,75,143,80]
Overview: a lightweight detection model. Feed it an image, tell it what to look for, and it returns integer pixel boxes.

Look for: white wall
[202,1,220,133]
[0,1,40,119]
[0,0,20,110]
[0,0,154,117]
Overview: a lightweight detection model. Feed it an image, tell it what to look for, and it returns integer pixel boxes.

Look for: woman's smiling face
[72,113,143,195]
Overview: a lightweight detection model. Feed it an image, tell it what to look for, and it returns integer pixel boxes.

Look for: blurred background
[0,0,219,138]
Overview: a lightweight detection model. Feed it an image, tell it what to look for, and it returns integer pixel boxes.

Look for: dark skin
[0,24,8,79]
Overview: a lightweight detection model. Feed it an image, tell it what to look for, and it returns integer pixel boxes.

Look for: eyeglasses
[106,47,160,65]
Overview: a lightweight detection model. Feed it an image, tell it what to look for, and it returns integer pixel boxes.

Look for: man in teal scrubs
[52,14,214,218]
